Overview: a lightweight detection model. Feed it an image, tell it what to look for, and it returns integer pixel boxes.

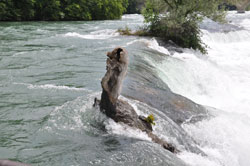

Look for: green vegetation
[140,0,250,53]
[0,0,128,21]
[126,0,145,14]
[247,5,250,10]
[145,114,156,126]
[141,0,233,53]
[0,0,35,21]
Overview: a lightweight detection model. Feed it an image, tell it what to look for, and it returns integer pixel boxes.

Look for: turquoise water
[1,16,188,165]
[1,12,250,166]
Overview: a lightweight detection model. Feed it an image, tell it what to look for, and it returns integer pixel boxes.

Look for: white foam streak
[64,29,119,40]
[14,82,88,91]
[148,38,170,55]
[126,38,170,55]
[28,84,85,91]
[202,29,250,43]
[105,119,152,141]
[122,14,144,20]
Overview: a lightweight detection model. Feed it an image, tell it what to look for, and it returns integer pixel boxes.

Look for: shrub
[142,0,229,53]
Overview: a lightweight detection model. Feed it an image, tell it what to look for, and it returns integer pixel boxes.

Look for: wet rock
[236,0,250,14]
[94,47,177,153]
[122,54,209,125]
[156,38,184,54]
[121,52,208,154]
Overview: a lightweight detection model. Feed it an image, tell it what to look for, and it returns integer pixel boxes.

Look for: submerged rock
[122,51,208,154]
[94,47,177,153]
[122,53,209,125]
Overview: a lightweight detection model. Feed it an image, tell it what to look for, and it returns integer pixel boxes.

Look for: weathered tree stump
[94,47,177,153]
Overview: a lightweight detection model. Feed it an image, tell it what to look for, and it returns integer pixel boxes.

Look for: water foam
[104,96,152,141]
[178,151,221,166]
[43,92,100,132]
[141,12,250,166]
[14,82,89,91]
[227,11,250,30]
[122,14,143,20]
[64,29,119,40]
[181,112,250,166]
[202,29,250,43]
[105,119,152,141]
[147,38,170,55]
[126,38,170,55]
[117,96,185,148]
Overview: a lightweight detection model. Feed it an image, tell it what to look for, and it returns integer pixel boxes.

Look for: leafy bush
[142,0,229,53]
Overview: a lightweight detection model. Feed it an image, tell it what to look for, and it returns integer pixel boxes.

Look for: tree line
[0,0,131,21]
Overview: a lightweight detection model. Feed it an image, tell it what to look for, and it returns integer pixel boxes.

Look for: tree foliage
[89,0,128,20]
[142,0,232,53]
[126,0,145,14]
[34,0,61,21]
[60,0,91,20]
[0,0,35,20]
[0,0,128,21]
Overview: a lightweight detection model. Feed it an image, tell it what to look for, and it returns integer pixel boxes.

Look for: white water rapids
[1,11,248,166]
[142,11,250,166]
[58,12,250,166]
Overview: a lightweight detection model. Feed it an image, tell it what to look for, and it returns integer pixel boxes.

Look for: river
[0,12,250,166]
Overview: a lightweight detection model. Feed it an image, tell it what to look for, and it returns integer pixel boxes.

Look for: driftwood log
[94,47,177,153]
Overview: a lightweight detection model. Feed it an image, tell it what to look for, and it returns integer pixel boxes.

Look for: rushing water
[0,12,250,166]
